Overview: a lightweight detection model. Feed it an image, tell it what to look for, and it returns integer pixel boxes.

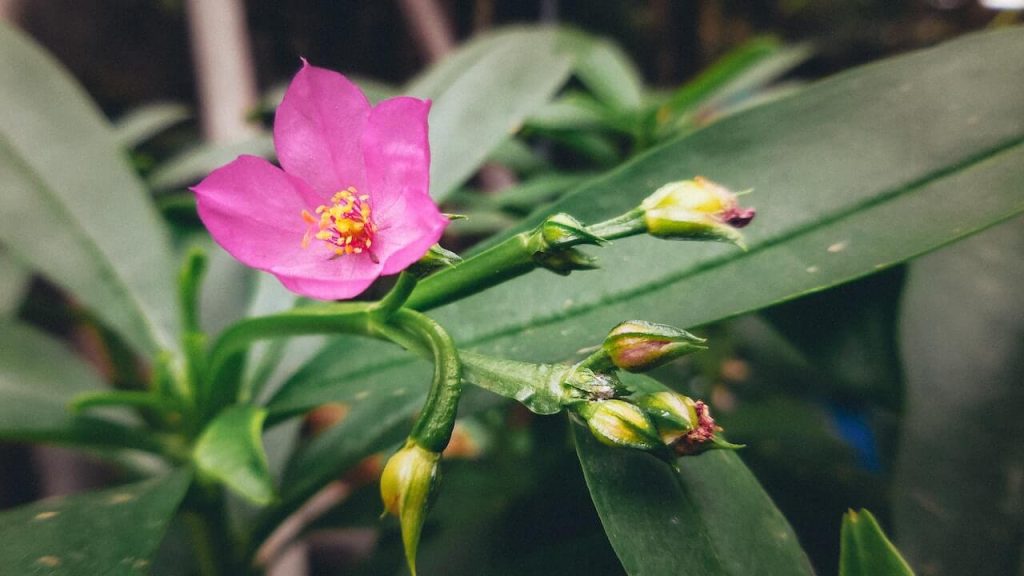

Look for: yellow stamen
[301,187,378,259]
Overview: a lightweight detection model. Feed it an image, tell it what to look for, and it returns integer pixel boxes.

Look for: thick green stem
[406,231,537,311]
[390,308,463,453]
[406,210,647,312]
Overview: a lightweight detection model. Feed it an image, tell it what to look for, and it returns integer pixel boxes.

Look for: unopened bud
[640,177,755,248]
[579,399,662,451]
[604,320,707,372]
[633,390,699,444]
[380,439,441,576]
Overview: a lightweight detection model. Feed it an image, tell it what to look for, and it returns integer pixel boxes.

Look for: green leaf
[112,102,191,148]
[0,469,192,575]
[0,248,29,316]
[194,405,275,505]
[840,509,915,576]
[660,37,808,120]
[573,36,644,112]
[892,217,1024,576]
[147,134,274,190]
[0,319,157,450]
[574,374,814,576]
[0,24,179,355]
[407,27,577,200]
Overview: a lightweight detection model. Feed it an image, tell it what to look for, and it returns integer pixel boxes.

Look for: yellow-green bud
[640,177,755,248]
[632,390,700,444]
[380,439,441,576]
[580,399,662,451]
[603,320,707,373]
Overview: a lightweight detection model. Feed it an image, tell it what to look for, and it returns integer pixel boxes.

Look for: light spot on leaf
[805,266,819,273]
[354,390,371,401]
[392,388,407,396]
[36,555,61,567]
[107,492,136,505]
[827,241,848,253]
[33,511,59,521]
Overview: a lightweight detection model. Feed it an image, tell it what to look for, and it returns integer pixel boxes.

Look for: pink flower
[192,62,449,300]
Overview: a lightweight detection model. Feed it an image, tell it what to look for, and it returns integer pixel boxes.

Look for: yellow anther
[300,187,377,258]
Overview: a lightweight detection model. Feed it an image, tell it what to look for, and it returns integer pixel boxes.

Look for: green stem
[202,302,372,417]
[390,308,462,453]
[371,271,419,320]
[406,210,647,312]
[406,231,538,311]
[586,208,646,241]
[70,390,178,414]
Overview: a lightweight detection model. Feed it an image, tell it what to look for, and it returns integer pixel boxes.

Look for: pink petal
[272,256,384,300]
[274,61,371,197]
[374,193,449,275]
[192,155,321,270]
[362,97,431,214]
[361,96,448,275]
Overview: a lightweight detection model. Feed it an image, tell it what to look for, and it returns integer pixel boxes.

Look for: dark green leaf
[0,24,179,355]
[892,217,1024,576]
[0,469,191,575]
[840,509,915,576]
[112,102,191,148]
[407,27,577,200]
[269,29,1024,420]
[194,405,275,505]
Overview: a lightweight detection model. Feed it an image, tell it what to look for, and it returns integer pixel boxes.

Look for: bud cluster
[569,320,740,459]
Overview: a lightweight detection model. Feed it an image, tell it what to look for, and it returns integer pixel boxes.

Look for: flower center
[301,187,378,258]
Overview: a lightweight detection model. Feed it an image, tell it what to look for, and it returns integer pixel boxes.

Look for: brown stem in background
[397,0,456,64]
[184,0,259,143]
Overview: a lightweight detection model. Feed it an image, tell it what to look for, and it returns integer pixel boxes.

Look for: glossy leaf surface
[0,469,191,575]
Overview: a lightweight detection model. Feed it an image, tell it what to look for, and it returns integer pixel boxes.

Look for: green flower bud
[380,439,441,576]
[579,399,662,451]
[603,320,707,372]
[639,177,755,248]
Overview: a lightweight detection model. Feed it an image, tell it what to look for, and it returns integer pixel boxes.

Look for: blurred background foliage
[1,1,1021,575]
